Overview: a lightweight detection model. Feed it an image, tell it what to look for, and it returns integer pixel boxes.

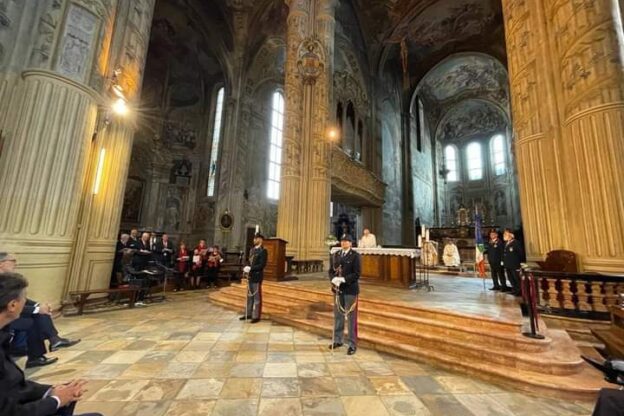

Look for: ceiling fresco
[437,99,507,142]
[418,53,509,105]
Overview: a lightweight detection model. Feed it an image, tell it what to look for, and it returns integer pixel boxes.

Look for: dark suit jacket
[503,239,524,270]
[248,246,267,283]
[0,329,58,416]
[132,240,153,270]
[485,239,504,268]
[154,241,175,267]
[328,249,361,296]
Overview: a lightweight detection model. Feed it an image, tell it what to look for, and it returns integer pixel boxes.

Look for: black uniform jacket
[0,329,58,416]
[133,240,153,270]
[154,241,175,267]
[328,249,361,296]
[503,239,524,270]
[485,239,504,268]
[248,246,268,284]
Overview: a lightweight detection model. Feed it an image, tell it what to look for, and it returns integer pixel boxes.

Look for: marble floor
[25,291,597,416]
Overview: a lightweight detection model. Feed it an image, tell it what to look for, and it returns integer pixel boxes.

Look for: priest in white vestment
[442,239,461,267]
[358,228,377,248]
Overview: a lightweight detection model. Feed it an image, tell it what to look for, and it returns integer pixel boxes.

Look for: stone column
[546,0,624,272]
[65,0,155,293]
[0,0,119,302]
[504,0,624,271]
[502,0,570,263]
[277,0,337,260]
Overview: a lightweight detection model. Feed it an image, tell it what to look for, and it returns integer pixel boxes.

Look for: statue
[442,239,461,267]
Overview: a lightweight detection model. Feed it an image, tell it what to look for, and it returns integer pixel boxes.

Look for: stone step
[256,282,522,334]
[266,313,606,401]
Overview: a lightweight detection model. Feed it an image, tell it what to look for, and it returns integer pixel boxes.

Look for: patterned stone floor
[24,291,596,416]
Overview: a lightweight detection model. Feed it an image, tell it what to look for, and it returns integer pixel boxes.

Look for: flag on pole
[475,211,486,277]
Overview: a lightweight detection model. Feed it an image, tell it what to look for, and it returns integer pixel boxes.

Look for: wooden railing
[523,269,623,320]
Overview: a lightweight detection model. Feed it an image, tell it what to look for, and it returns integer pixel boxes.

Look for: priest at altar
[358,228,377,248]
[442,239,461,267]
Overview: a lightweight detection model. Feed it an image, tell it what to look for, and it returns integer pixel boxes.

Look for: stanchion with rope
[521,268,545,339]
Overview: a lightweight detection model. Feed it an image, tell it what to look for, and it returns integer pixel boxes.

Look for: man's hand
[331,277,345,287]
[51,380,88,407]
[39,303,52,315]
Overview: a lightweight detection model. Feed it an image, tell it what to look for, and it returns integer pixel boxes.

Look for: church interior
[0,0,623,415]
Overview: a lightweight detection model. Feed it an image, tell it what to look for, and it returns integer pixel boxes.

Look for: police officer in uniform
[328,234,360,355]
[240,233,267,323]
[503,228,524,296]
[485,229,507,291]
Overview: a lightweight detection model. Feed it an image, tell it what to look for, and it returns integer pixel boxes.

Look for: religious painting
[121,176,144,223]
[57,4,98,82]
[220,211,233,230]
[494,190,507,216]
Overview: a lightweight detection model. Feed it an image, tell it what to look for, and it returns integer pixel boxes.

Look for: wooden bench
[292,259,324,274]
[69,286,140,315]
[218,263,244,282]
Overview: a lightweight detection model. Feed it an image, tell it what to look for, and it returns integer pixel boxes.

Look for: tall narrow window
[444,145,459,182]
[207,87,225,197]
[416,97,425,152]
[267,91,285,200]
[466,142,483,180]
[491,134,506,176]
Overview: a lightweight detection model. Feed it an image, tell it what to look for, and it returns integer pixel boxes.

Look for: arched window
[267,91,285,200]
[207,87,225,197]
[466,142,483,180]
[491,134,506,176]
[444,145,459,182]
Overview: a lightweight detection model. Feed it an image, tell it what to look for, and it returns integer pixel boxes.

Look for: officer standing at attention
[485,229,507,291]
[328,234,360,355]
[503,228,524,296]
[240,233,267,323]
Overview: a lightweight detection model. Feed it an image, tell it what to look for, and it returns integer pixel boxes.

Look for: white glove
[243,266,251,273]
[331,277,346,286]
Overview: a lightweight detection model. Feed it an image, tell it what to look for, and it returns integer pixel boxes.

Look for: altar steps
[208,281,609,400]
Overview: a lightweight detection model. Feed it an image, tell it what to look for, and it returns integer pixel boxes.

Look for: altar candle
[418,235,422,248]
[425,229,430,242]
[255,224,259,233]
[421,225,425,237]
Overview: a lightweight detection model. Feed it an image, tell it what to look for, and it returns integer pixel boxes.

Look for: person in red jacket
[174,242,191,291]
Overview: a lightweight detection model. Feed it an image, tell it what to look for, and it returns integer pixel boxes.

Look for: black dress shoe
[250,318,260,324]
[347,346,357,355]
[49,338,81,352]
[239,316,252,321]
[488,287,501,291]
[328,342,343,350]
[501,287,512,292]
[26,356,58,369]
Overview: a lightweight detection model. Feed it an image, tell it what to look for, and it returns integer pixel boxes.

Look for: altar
[331,247,420,288]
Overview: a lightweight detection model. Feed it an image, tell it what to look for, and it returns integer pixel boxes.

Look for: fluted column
[546,0,624,272]
[502,0,570,263]
[503,0,624,272]
[277,0,337,260]
[65,0,155,293]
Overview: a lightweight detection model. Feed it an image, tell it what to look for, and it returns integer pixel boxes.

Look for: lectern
[263,238,288,281]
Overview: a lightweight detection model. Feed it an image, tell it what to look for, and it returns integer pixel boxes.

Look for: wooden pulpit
[263,238,288,281]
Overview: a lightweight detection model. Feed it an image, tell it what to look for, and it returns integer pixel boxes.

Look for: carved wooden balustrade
[525,269,624,320]
[330,147,385,207]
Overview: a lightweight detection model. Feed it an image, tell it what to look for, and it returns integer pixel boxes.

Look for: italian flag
[475,212,486,277]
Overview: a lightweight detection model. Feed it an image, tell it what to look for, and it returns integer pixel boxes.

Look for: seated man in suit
[0,272,101,416]
[0,253,80,368]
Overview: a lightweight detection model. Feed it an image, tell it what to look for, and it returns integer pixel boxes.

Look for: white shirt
[358,234,377,248]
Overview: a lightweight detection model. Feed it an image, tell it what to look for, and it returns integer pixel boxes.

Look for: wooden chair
[536,250,578,273]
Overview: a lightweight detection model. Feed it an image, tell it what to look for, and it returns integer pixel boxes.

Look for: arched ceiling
[437,99,507,142]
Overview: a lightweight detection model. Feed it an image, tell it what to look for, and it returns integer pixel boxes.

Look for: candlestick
[418,235,422,248]
[425,229,430,242]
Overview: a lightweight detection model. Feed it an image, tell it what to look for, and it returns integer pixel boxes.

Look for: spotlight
[327,127,340,142]
[112,98,128,116]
